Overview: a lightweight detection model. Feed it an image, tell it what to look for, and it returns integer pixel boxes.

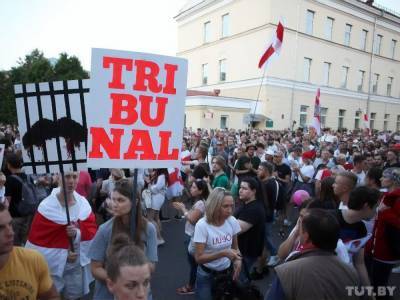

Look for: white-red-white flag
[310,88,321,135]
[258,21,284,68]
[363,111,370,134]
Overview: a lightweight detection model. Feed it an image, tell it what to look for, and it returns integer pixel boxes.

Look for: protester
[89,179,157,300]
[106,233,152,300]
[267,209,359,300]
[193,188,242,300]
[25,171,98,299]
[333,171,358,209]
[365,167,400,297]
[0,202,60,299]
[210,155,229,189]
[172,179,209,295]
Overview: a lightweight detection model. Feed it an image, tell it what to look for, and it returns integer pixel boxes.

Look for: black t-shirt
[335,209,367,243]
[274,163,291,181]
[5,173,27,218]
[260,178,278,222]
[234,200,265,257]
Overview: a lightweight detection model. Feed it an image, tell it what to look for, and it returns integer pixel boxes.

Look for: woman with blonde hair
[193,188,242,300]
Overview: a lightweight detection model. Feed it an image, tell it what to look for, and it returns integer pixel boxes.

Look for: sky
[0,0,399,71]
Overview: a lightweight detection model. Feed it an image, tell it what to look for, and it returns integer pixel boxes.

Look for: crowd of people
[0,122,400,299]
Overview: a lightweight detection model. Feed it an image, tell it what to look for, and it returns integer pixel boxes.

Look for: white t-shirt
[0,186,5,203]
[185,200,206,236]
[298,165,314,182]
[193,216,241,271]
[352,170,366,187]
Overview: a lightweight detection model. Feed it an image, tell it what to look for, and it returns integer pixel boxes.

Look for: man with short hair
[383,150,400,169]
[333,171,358,209]
[0,202,60,299]
[266,209,359,300]
[352,155,367,186]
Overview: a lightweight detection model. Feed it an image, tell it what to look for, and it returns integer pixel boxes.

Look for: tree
[0,49,89,124]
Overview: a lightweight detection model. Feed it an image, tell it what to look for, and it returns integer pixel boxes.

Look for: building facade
[176,0,400,131]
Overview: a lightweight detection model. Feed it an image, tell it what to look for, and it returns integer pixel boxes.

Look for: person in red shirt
[365,167,400,297]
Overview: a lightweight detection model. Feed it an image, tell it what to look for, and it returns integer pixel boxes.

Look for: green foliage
[0,49,89,124]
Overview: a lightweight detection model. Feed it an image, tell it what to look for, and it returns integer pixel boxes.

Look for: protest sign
[14,80,89,174]
[86,48,188,169]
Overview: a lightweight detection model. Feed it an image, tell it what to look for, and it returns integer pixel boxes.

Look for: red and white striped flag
[258,21,284,68]
[363,111,370,134]
[310,88,321,135]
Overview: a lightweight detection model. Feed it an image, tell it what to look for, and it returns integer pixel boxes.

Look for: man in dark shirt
[4,153,29,245]
[336,186,380,287]
[235,177,265,283]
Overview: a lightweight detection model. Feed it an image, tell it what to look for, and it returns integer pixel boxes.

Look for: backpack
[11,175,42,216]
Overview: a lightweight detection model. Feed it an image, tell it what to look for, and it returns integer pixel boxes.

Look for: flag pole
[251,66,267,128]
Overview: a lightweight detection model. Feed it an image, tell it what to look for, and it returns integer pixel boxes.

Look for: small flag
[258,21,284,68]
[310,88,321,135]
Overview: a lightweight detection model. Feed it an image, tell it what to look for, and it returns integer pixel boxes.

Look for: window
[338,109,346,129]
[354,110,361,129]
[341,66,349,88]
[387,77,393,96]
[344,24,352,46]
[384,114,390,131]
[306,10,314,35]
[397,115,400,131]
[321,107,328,128]
[372,73,379,94]
[357,70,365,92]
[391,39,397,59]
[304,57,312,82]
[361,29,368,51]
[300,105,308,127]
[219,59,226,82]
[204,21,211,43]
[370,112,376,130]
[374,34,383,55]
[323,62,331,86]
[325,17,334,40]
[220,115,228,129]
[221,14,230,38]
[202,63,208,85]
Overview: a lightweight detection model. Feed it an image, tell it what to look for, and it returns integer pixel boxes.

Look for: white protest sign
[86,48,187,169]
[0,144,4,168]
[14,80,89,174]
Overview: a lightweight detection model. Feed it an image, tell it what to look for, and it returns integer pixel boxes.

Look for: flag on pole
[310,88,321,135]
[363,111,370,134]
[258,21,284,68]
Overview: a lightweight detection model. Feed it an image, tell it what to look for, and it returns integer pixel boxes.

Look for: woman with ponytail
[89,179,158,300]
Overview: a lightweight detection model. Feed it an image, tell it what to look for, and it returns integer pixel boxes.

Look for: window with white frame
[304,57,312,82]
[344,24,352,46]
[357,70,365,92]
[202,63,208,85]
[374,34,383,55]
[397,115,400,131]
[384,114,390,131]
[341,66,349,88]
[338,109,346,129]
[370,112,376,130]
[361,29,368,51]
[220,115,228,129]
[387,77,393,97]
[391,39,397,59]
[306,10,314,35]
[221,14,229,38]
[320,107,328,127]
[204,21,211,43]
[373,73,379,94]
[300,105,308,127]
[219,59,226,82]
[354,110,361,129]
[323,62,331,86]
[325,17,334,40]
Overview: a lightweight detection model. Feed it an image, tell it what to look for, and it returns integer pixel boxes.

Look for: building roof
[177,0,205,16]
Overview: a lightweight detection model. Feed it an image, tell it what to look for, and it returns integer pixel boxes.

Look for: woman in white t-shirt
[193,188,242,300]
[173,179,209,295]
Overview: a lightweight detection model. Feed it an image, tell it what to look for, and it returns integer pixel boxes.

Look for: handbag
[141,189,152,209]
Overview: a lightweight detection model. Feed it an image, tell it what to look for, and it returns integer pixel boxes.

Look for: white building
[177,0,400,131]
